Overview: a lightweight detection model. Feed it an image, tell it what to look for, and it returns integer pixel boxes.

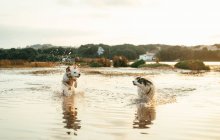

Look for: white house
[139,52,156,61]
[97,47,104,56]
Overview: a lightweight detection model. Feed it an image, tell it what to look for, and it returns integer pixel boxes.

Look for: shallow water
[0,66,220,140]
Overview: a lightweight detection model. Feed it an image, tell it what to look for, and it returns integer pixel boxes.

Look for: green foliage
[139,63,171,68]
[0,45,77,62]
[130,59,145,68]
[77,44,162,60]
[156,46,220,61]
[113,56,128,67]
[174,60,210,70]
[156,46,192,61]
[1,44,220,62]
[78,44,110,58]
[89,62,103,67]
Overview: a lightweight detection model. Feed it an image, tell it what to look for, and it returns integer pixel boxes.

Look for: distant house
[97,47,104,56]
[139,52,156,61]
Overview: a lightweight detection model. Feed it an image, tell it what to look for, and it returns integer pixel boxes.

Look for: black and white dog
[133,77,155,103]
[133,77,156,128]
[62,65,81,96]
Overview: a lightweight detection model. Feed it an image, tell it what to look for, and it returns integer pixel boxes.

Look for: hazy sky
[0,0,220,48]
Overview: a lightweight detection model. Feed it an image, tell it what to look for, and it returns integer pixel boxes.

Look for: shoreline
[0,60,59,68]
[0,59,220,72]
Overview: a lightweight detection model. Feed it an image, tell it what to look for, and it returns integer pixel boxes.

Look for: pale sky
[0,0,220,48]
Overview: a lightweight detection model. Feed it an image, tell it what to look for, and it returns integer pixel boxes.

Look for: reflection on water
[62,95,81,135]
[133,103,156,129]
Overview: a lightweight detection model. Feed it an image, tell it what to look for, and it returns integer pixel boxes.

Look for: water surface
[0,66,220,140]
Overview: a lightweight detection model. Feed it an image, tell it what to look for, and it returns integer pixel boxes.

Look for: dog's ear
[146,79,152,85]
[66,66,70,72]
[136,77,141,80]
[140,78,152,86]
[142,79,152,86]
[142,79,147,86]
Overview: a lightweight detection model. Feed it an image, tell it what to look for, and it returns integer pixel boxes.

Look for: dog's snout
[132,81,136,85]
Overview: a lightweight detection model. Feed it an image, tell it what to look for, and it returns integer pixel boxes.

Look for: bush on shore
[113,56,128,67]
[130,59,145,68]
[174,60,210,70]
[89,58,111,67]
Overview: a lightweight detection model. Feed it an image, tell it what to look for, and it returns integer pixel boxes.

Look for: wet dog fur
[133,77,155,103]
[62,66,80,96]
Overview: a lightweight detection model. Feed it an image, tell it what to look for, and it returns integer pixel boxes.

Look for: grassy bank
[139,63,172,68]
[0,60,58,68]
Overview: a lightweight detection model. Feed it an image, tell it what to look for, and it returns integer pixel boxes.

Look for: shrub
[174,60,210,70]
[130,59,145,68]
[88,58,111,67]
[96,58,111,67]
[113,56,128,67]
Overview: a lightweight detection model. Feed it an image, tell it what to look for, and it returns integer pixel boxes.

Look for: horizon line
[1,42,220,49]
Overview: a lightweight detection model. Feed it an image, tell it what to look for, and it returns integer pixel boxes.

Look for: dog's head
[133,77,152,88]
[66,65,81,78]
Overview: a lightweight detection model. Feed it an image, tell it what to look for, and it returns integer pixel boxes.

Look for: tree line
[157,46,220,61]
[0,44,220,61]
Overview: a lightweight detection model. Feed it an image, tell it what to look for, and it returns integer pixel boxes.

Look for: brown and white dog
[62,65,81,96]
[133,77,155,103]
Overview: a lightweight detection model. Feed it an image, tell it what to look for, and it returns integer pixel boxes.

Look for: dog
[132,77,155,103]
[132,77,156,128]
[62,65,81,96]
